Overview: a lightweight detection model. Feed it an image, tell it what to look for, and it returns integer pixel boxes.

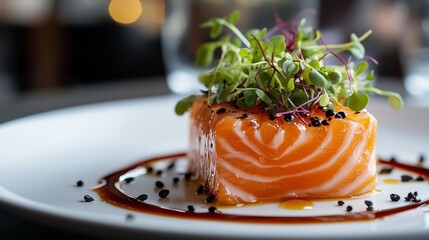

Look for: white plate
[0,95,428,240]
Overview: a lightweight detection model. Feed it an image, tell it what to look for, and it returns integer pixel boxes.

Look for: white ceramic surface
[0,95,428,240]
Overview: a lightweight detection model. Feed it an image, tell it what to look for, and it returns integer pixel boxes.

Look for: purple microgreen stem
[319,33,354,94]
[363,55,379,65]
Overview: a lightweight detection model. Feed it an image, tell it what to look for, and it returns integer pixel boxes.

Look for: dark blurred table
[0,76,170,240]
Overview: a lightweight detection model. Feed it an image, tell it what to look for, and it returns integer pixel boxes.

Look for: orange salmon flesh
[188,98,378,205]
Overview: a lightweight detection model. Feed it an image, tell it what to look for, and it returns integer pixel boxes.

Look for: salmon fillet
[189,98,378,205]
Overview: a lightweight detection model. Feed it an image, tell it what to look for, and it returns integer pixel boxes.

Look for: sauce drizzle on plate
[93,153,429,224]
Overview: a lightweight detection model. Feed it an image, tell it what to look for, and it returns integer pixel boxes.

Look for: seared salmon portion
[188,98,378,205]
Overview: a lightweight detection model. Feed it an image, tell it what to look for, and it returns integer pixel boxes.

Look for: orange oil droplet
[280,199,314,210]
[383,179,400,184]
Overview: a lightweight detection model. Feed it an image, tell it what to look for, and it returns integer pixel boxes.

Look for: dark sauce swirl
[93,153,429,224]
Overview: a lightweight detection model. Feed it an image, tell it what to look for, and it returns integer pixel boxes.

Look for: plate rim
[1,96,429,240]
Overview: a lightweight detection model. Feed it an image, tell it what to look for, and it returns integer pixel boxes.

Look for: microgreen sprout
[175,10,403,120]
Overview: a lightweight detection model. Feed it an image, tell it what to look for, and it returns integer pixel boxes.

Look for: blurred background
[0,0,428,122]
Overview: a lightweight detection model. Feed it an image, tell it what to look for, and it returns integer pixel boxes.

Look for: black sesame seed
[197,185,204,194]
[210,143,213,148]
[167,162,175,170]
[390,193,400,202]
[390,157,397,162]
[354,111,361,114]
[206,195,215,203]
[308,124,312,127]
[173,177,179,184]
[76,180,84,187]
[412,198,422,203]
[325,109,335,118]
[321,120,329,126]
[401,175,413,182]
[366,207,374,211]
[242,114,249,119]
[328,117,332,121]
[155,181,164,188]
[416,176,425,181]
[136,194,148,202]
[335,111,346,119]
[84,195,94,202]
[158,189,170,198]
[284,114,294,123]
[208,206,218,213]
[364,200,373,207]
[124,177,134,184]
[405,192,415,201]
[126,214,134,220]
[187,205,195,212]
[185,172,192,180]
[379,168,393,174]
[147,167,153,173]
[216,108,226,114]
[311,118,321,127]
[156,170,163,176]
[269,113,276,121]
[338,200,344,206]
[419,154,425,163]
[346,205,353,212]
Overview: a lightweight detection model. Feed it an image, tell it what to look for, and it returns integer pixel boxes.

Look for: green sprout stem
[302,30,372,50]
[217,19,251,48]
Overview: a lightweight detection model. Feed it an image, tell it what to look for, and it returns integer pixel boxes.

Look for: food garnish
[175,10,403,123]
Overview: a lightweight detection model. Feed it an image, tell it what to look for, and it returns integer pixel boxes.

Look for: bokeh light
[109,0,142,24]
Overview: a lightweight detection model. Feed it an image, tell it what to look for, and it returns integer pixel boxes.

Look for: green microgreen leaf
[256,89,272,103]
[258,71,270,90]
[195,43,216,67]
[349,33,365,59]
[344,92,369,111]
[239,48,252,62]
[287,78,295,91]
[236,99,247,110]
[365,70,374,81]
[289,90,309,106]
[282,60,299,75]
[309,69,326,88]
[244,90,257,107]
[319,91,329,106]
[355,61,368,76]
[210,22,223,38]
[328,71,342,84]
[328,102,335,111]
[229,10,240,24]
[309,60,320,68]
[267,35,286,57]
[218,84,236,102]
[198,72,214,88]
[388,93,403,109]
[175,95,202,115]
